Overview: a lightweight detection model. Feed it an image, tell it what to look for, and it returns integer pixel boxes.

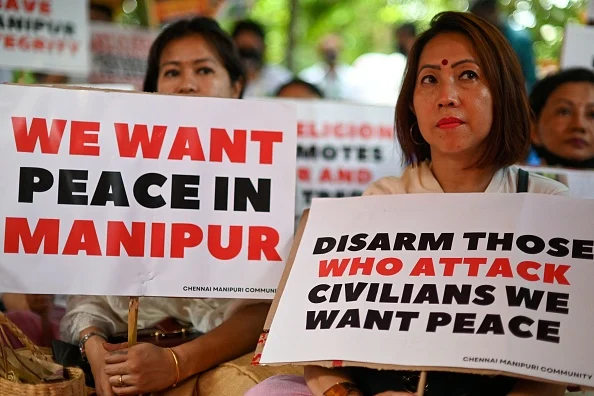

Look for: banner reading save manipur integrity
[0,0,89,75]
[0,84,296,299]
[291,100,403,219]
[260,194,594,388]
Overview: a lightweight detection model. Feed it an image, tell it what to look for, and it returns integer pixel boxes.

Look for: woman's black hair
[143,17,246,97]
[530,68,594,119]
[274,78,324,98]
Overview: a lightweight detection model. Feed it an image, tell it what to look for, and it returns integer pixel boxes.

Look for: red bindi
[441,59,448,66]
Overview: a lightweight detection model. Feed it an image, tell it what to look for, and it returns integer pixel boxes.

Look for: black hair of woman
[143,17,246,97]
[275,78,325,99]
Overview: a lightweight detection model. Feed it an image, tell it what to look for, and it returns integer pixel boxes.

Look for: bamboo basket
[0,311,86,396]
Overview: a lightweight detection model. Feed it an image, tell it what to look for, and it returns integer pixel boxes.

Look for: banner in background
[0,85,297,299]
[291,100,403,219]
[89,22,157,90]
[0,0,90,75]
[259,194,594,388]
[561,24,594,69]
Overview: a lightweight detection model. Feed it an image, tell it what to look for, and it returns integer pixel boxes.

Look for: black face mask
[238,47,264,70]
[533,145,594,169]
[322,49,338,65]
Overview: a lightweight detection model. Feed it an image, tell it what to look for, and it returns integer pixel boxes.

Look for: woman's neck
[430,152,497,193]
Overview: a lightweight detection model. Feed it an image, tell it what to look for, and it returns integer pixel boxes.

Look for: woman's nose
[570,110,587,133]
[437,81,460,108]
[177,72,198,94]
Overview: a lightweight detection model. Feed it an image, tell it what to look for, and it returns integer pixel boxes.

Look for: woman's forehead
[418,33,478,65]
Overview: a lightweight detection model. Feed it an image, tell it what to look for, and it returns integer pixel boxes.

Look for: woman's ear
[231,79,244,99]
[530,121,542,146]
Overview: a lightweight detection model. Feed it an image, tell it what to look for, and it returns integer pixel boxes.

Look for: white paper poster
[0,84,297,299]
[522,166,594,199]
[261,194,594,388]
[561,24,594,69]
[89,22,158,90]
[289,100,403,219]
[0,0,90,75]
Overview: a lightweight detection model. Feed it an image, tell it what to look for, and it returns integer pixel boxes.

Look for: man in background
[299,34,358,101]
[395,22,417,57]
[232,19,291,97]
[471,0,537,91]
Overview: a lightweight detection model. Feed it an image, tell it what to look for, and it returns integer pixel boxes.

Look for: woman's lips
[566,138,588,149]
[437,117,465,129]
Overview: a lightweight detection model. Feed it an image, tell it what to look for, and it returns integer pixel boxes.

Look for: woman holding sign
[60,18,269,396]
[247,11,567,396]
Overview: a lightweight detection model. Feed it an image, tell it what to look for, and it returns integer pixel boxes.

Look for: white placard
[288,99,403,219]
[261,194,594,387]
[0,0,90,75]
[522,166,594,199]
[89,22,158,90]
[561,24,594,69]
[0,84,297,299]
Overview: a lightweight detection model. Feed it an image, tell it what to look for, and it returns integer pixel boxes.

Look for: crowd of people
[0,3,593,396]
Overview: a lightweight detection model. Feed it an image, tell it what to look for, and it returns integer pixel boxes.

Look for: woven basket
[0,311,86,396]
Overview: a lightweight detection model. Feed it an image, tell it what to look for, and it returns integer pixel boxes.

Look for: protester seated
[60,18,271,396]
[2,293,64,348]
[245,11,567,396]
[275,78,324,99]
[527,68,594,169]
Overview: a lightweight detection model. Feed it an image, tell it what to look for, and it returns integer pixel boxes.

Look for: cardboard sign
[0,0,90,75]
[292,100,403,219]
[257,194,594,388]
[89,22,158,90]
[561,24,594,69]
[0,84,296,299]
[522,166,594,199]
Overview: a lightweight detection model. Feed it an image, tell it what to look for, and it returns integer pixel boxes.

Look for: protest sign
[258,194,594,388]
[561,24,594,69]
[0,84,296,299]
[521,166,594,199]
[0,0,90,75]
[89,22,158,90]
[291,100,403,219]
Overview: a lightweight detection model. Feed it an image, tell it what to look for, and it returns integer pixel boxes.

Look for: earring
[409,122,425,146]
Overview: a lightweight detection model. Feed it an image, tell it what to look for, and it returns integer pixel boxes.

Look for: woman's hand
[103,342,177,395]
[85,336,115,396]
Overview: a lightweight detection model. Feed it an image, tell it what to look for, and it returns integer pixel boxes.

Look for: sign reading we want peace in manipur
[259,193,594,388]
[0,84,296,299]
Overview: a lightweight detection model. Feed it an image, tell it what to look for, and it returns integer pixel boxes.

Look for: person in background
[61,18,269,396]
[395,22,417,57]
[275,78,324,99]
[299,34,357,100]
[527,68,594,168]
[470,0,537,91]
[245,11,566,396]
[231,19,291,98]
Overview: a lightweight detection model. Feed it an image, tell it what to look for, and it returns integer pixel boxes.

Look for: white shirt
[299,62,358,100]
[363,162,569,196]
[243,64,292,98]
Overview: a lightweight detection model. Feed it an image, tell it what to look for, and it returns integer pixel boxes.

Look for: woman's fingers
[104,361,128,376]
[104,349,129,364]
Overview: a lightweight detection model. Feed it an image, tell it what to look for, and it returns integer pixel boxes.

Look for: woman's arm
[508,379,566,396]
[304,365,362,396]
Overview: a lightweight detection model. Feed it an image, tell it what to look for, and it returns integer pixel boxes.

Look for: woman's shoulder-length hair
[396,11,531,169]
[142,17,246,97]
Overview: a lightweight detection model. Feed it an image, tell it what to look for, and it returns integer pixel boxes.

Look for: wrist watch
[78,331,107,361]
[323,382,360,396]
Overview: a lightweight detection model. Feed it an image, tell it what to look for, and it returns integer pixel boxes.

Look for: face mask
[322,49,338,65]
[238,47,263,69]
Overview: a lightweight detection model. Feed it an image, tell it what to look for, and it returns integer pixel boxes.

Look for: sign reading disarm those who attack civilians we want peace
[257,193,594,389]
[0,84,297,299]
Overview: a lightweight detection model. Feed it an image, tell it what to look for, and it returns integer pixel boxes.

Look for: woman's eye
[197,68,214,75]
[556,107,571,116]
[420,75,437,84]
[460,70,478,80]
[586,110,594,119]
[163,69,179,77]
